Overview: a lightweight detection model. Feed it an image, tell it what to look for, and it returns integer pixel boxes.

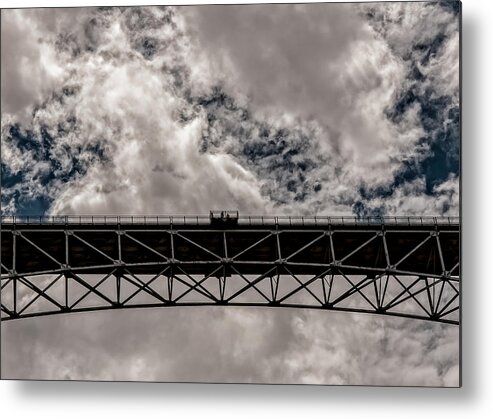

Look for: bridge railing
[0,215,460,226]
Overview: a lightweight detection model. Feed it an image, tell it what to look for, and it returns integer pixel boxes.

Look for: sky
[0,2,460,385]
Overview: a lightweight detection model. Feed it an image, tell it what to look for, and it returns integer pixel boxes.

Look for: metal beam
[0,217,460,324]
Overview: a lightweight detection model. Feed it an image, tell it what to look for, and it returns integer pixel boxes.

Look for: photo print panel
[1,1,461,386]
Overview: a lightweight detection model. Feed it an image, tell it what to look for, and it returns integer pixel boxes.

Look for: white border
[2,0,492,417]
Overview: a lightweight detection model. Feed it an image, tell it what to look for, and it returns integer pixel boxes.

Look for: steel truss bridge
[0,215,460,324]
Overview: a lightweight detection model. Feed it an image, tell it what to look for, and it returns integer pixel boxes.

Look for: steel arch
[0,216,460,324]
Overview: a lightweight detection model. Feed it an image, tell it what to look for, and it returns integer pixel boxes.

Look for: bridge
[0,215,460,324]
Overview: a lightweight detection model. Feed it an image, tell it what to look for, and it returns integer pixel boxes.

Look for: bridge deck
[0,217,460,323]
[1,220,460,277]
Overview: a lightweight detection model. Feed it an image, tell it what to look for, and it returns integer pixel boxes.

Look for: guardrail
[0,215,460,226]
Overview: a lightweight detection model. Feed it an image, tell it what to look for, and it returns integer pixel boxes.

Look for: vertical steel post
[12,232,17,315]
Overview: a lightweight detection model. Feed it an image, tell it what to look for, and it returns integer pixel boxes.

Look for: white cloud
[2,7,271,215]
[423,30,460,101]
[1,9,67,123]
[363,2,460,113]
[362,175,460,216]
[1,4,459,217]
[183,4,418,188]
[1,307,458,385]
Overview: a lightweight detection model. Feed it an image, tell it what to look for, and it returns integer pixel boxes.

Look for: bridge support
[1,217,460,323]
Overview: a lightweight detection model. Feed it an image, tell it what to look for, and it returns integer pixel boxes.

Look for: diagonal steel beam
[438,302,459,318]
[373,274,388,309]
[69,271,115,307]
[330,271,378,310]
[229,264,271,303]
[277,267,333,304]
[321,274,334,305]
[121,268,169,305]
[230,232,273,260]
[1,303,14,317]
[283,265,324,305]
[172,265,223,303]
[225,266,278,303]
[71,232,117,263]
[449,261,460,275]
[437,293,459,317]
[393,235,432,268]
[338,233,379,264]
[269,273,279,302]
[123,232,170,262]
[18,276,65,311]
[385,275,433,317]
[18,274,63,315]
[1,278,12,291]
[283,233,327,261]
[435,235,446,273]
[70,271,116,309]
[17,233,64,266]
[434,278,449,315]
[174,232,222,261]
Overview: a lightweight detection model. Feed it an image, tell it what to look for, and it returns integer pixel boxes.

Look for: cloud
[0,9,69,123]
[2,7,272,215]
[1,4,459,217]
[360,175,460,216]
[183,4,415,187]
[1,307,458,386]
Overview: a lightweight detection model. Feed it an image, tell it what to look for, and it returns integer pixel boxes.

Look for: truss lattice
[0,216,460,324]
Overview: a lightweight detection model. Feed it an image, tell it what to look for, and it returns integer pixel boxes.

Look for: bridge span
[1,215,460,324]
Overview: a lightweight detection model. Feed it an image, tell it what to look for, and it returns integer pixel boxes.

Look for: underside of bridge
[0,216,460,324]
